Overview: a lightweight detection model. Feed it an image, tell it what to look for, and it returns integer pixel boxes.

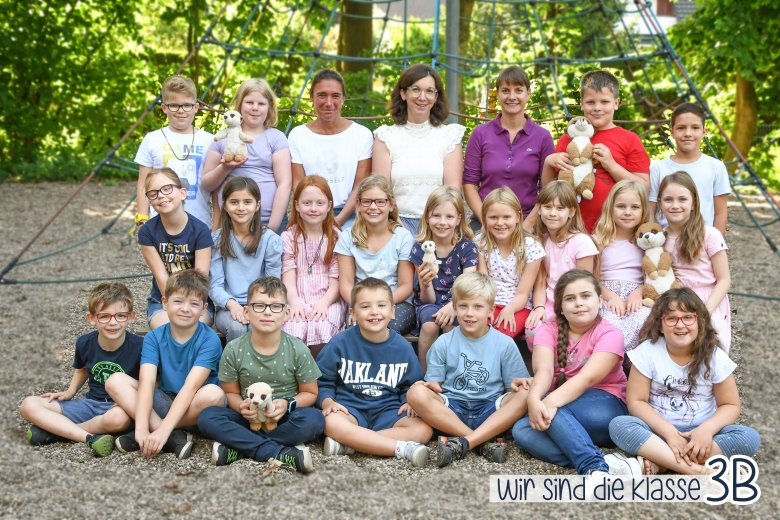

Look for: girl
[201,78,292,233]
[526,181,598,335]
[608,288,760,475]
[210,177,283,342]
[138,167,213,329]
[657,171,731,352]
[476,188,545,339]
[512,269,628,475]
[410,186,479,368]
[281,175,346,358]
[335,176,415,335]
[592,180,652,352]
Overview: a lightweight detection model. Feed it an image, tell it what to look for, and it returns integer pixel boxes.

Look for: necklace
[303,233,325,275]
[160,126,196,161]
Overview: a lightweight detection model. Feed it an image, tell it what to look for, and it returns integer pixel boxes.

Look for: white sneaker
[323,436,355,456]
[604,452,643,475]
[401,442,429,468]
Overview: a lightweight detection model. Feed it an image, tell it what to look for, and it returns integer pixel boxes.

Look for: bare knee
[20,396,43,421]
[105,372,134,397]
[406,383,434,408]
[102,407,132,432]
[421,322,439,335]
[194,384,225,409]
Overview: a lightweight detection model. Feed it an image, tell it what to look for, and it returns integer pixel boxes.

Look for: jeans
[214,308,249,344]
[609,415,762,458]
[399,217,420,236]
[198,406,325,461]
[512,388,628,474]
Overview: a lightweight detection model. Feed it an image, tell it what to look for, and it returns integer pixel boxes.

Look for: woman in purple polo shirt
[464,66,555,233]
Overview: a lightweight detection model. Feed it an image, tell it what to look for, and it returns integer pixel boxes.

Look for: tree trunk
[723,72,758,170]
[457,0,476,111]
[338,1,372,73]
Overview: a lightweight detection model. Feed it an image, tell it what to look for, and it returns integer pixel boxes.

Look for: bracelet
[134,213,150,226]
[533,305,545,311]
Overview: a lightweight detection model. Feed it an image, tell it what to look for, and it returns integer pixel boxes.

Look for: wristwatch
[287,398,297,414]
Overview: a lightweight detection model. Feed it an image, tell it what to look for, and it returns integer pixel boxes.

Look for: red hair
[288,175,338,265]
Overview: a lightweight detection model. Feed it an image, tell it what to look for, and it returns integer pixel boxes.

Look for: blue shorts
[59,398,116,424]
[346,404,406,431]
[152,388,177,419]
[416,303,459,327]
[146,296,214,324]
[440,393,506,430]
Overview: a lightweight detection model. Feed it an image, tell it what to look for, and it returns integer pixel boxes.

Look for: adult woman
[289,69,374,229]
[463,66,554,233]
[373,63,465,234]
[201,78,292,233]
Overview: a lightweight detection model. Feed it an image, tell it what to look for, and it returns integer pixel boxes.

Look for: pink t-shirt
[664,226,727,288]
[533,319,627,401]
[599,239,644,283]
[544,233,599,307]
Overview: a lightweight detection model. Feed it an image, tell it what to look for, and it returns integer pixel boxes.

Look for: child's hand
[664,430,693,465]
[288,301,306,322]
[625,292,643,315]
[510,377,532,392]
[416,265,436,288]
[239,398,257,422]
[322,400,351,417]
[680,428,714,464]
[417,380,443,393]
[308,300,329,322]
[528,397,549,431]
[525,306,546,329]
[220,156,248,169]
[591,143,615,170]
[266,399,289,421]
[494,307,517,334]
[545,152,573,172]
[42,390,74,402]
[432,302,456,327]
[140,429,168,458]
[606,295,626,317]
[226,300,249,325]
[398,402,417,418]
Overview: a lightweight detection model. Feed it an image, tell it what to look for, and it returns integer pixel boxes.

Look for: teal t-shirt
[218,331,321,399]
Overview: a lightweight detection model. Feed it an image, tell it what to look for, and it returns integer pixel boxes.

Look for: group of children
[20,67,760,476]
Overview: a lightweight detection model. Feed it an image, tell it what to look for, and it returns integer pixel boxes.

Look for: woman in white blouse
[373,63,465,235]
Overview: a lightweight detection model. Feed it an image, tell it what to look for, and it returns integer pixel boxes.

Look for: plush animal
[246,382,277,432]
[213,109,254,163]
[558,116,596,200]
[420,240,439,276]
[635,222,681,307]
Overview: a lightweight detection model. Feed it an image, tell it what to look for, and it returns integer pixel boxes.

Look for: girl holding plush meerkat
[657,171,731,352]
[410,186,479,369]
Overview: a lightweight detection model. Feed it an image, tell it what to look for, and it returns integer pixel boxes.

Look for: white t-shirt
[628,337,736,428]
[288,122,373,209]
[478,235,546,306]
[135,126,214,228]
[649,154,731,227]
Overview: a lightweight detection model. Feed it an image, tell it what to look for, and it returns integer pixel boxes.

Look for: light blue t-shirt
[425,326,529,401]
[209,228,283,308]
[140,321,221,393]
[334,225,413,291]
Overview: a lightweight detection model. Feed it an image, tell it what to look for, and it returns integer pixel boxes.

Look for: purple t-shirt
[410,237,479,306]
[463,114,554,217]
[210,128,289,223]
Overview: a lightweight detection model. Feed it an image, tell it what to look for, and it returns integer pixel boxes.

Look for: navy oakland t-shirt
[74,330,143,401]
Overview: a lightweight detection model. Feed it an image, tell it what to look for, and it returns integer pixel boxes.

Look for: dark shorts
[152,388,177,419]
[345,404,407,431]
[440,393,507,430]
[416,303,459,327]
[59,398,116,424]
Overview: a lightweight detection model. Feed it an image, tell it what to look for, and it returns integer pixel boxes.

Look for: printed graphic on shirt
[655,373,700,424]
[338,358,410,398]
[453,353,490,392]
[158,243,193,273]
[163,144,206,200]
[91,361,126,383]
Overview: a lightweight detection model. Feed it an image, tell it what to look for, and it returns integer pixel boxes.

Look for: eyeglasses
[662,313,697,327]
[405,86,438,97]
[359,198,389,208]
[163,103,197,112]
[95,312,131,324]
[249,302,286,313]
[145,184,177,200]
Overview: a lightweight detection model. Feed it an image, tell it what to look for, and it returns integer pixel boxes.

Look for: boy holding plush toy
[198,276,324,473]
[543,70,651,232]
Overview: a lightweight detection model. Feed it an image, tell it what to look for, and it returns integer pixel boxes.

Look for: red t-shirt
[555,126,650,232]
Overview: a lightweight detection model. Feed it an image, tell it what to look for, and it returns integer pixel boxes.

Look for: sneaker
[26,425,65,446]
[114,433,140,454]
[163,429,194,460]
[86,434,115,457]
[277,446,313,474]
[435,437,470,468]
[604,452,643,476]
[323,436,355,456]
[478,441,508,463]
[400,442,429,468]
[211,441,243,466]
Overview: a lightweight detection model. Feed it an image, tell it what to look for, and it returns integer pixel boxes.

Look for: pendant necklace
[303,234,325,274]
[160,126,196,161]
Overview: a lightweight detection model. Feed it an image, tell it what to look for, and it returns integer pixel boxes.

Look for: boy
[198,277,324,473]
[106,269,224,459]
[20,283,143,457]
[406,271,531,468]
[135,75,214,229]
[649,102,730,234]
[316,277,432,467]
[543,70,651,232]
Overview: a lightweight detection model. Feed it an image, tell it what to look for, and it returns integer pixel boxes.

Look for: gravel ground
[0,182,775,519]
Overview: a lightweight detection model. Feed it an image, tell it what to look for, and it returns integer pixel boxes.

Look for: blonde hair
[535,181,586,242]
[658,171,705,263]
[162,75,197,101]
[479,188,532,277]
[350,176,400,249]
[233,78,278,129]
[451,271,497,305]
[417,186,473,244]
[592,180,649,250]
[144,167,183,192]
